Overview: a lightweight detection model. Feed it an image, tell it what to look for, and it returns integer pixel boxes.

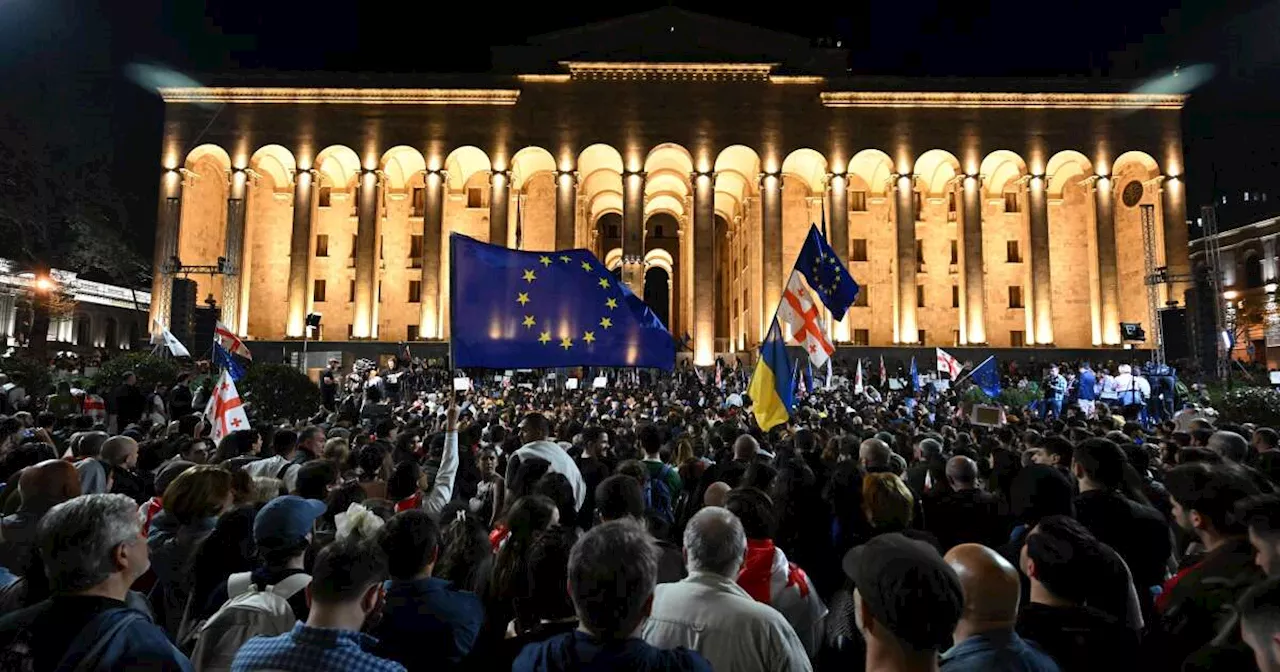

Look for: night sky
[2,0,1277,271]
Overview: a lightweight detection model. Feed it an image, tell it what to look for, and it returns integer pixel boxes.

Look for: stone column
[1092,176,1121,344]
[760,173,783,321]
[959,174,985,344]
[285,168,316,338]
[622,170,646,293]
[894,173,918,343]
[555,170,577,251]
[221,167,249,334]
[420,169,445,339]
[1160,175,1190,304]
[351,168,381,339]
[1264,236,1279,284]
[692,171,716,366]
[1027,175,1053,344]
[489,170,510,248]
[150,169,184,335]
[828,173,850,342]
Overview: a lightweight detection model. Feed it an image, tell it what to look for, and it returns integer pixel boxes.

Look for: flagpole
[953,355,994,386]
[447,233,458,384]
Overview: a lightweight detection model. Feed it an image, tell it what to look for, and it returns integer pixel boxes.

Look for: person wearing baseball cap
[196,495,327,626]
[843,533,964,671]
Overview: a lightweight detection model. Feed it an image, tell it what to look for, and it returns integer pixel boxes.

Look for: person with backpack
[638,424,681,528]
[231,539,404,672]
[186,495,326,669]
[0,494,192,671]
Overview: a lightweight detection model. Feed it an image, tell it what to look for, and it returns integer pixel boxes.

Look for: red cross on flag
[203,369,249,443]
[214,321,253,360]
[778,271,835,368]
[936,347,963,380]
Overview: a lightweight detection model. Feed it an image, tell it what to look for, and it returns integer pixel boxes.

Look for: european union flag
[910,356,920,392]
[795,225,859,321]
[450,234,675,369]
[212,342,245,382]
[970,355,1002,399]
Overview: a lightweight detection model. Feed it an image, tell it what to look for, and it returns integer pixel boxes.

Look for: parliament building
[150,8,1190,365]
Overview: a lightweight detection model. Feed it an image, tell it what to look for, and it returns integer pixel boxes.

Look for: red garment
[141,497,163,536]
[489,523,509,552]
[1157,559,1205,613]
[738,538,811,604]
[394,492,422,513]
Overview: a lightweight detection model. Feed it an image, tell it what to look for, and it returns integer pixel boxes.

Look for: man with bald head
[0,460,81,579]
[941,543,1059,671]
[705,434,760,489]
[703,481,731,508]
[923,457,1007,551]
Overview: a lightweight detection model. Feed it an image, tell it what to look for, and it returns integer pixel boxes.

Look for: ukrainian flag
[748,318,795,431]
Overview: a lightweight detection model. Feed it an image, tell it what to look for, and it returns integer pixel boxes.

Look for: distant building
[0,260,151,354]
[150,8,1190,363]
[1189,216,1280,366]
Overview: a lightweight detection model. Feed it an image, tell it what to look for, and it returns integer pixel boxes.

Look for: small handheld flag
[748,319,794,431]
[879,355,887,388]
[910,357,921,392]
[969,355,1003,399]
[936,348,962,379]
[214,321,253,360]
[212,342,246,382]
[203,369,249,443]
[795,225,859,322]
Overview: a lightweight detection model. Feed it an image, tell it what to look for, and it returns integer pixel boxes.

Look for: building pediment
[492,8,847,75]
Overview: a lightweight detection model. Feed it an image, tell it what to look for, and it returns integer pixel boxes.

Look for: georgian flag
[936,347,963,380]
[214,321,253,361]
[777,271,835,367]
[203,369,249,443]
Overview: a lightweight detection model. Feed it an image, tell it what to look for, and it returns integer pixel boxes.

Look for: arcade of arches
[157,142,1185,364]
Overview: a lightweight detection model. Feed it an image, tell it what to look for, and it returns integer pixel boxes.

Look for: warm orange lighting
[820,91,1186,109]
[158,87,521,105]
[34,277,54,292]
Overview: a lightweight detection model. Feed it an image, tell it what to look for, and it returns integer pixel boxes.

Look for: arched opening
[1246,253,1266,288]
[1046,150,1096,347]
[644,266,671,329]
[103,317,118,350]
[595,213,622,257]
[178,144,232,314]
[1112,151,1163,338]
[847,149,896,345]
[245,144,298,340]
[645,214,681,337]
[74,314,91,348]
[714,145,762,348]
[313,145,363,340]
[979,149,1030,347]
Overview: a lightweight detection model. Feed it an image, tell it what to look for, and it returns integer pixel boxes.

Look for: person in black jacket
[1071,438,1173,619]
[924,456,1008,551]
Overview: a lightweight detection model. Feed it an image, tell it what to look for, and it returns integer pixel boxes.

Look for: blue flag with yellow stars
[449,234,675,370]
[795,224,859,322]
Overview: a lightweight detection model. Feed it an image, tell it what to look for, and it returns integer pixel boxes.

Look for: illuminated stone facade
[150,9,1189,364]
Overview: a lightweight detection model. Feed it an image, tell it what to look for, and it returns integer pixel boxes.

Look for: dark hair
[1165,463,1260,535]
[386,461,421,502]
[615,459,647,485]
[1256,428,1279,451]
[725,487,775,539]
[354,442,388,481]
[1025,515,1107,604]
[595,474,644,521]
[295,460,338,501]
[272,429,298,457]
[434,505,491,591]
[215,429,259,463]
[569,519,656,639]
[1237,494,1280,539]
[1237,576,1280,641]
[309,539,388,604]
[534,472,576,528]
[516,526,578,627]
[379,510,439,580]
[519,412,550,439]
[582,425,607,446]
[1073,438,1151,506]
[637,424,662,455]
[742,462,778,492]
[491,495,558,603]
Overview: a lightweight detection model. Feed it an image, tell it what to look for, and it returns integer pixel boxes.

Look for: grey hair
[918,438,943,460]
[569,519,657,639]
[684,506,746,577]
[39,494,141,593]
[946,456,978,486]
[1208,431,1248,463]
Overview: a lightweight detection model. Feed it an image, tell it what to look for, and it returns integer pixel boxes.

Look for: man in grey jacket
[643,507,812,672]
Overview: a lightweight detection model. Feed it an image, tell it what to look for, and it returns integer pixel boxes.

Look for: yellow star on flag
[560,336,573,350]
[538,331,551,344]
[605,297,618,310]
[523,269,537,283]
[539,255,552,267]
[516,292,530,306]
[522,315,536,328]
[599,317,613,329]
[583,331,596,344]
[559,255,571,263]
[580,261,593,272]
[597,277,610,289]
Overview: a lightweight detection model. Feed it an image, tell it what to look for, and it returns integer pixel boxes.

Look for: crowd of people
[0,352,1278,672]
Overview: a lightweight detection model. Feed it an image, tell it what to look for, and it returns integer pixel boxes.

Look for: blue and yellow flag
[449,234,674,369]
[748,318,794,431]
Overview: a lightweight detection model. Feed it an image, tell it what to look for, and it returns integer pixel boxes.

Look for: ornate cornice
[158,87,521,105]
[560,61,777,82]
[819,91,1186,110]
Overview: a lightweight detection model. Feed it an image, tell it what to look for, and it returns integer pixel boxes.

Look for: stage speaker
[1185,267,1220,377]
[191,306,219,359]
[169,278,196,347]
[1160,307,1190,362]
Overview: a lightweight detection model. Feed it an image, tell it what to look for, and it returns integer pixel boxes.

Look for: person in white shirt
[504,412,585,512]
[643,506,813,672]
[243,429,303,493]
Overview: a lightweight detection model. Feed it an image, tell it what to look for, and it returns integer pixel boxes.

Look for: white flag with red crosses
[203,369,249,443]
